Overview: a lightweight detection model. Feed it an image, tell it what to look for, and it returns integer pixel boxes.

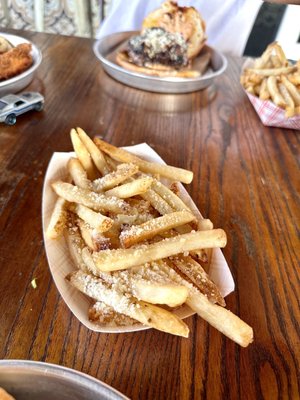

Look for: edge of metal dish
[0,360,129,400]
[93,31,227,93]
[0,33,42,94]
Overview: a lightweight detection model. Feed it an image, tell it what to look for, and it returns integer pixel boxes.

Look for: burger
[116,1,207,78]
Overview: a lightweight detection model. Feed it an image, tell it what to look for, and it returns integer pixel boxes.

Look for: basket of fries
[240,42,300,129]
[43,128,253,347]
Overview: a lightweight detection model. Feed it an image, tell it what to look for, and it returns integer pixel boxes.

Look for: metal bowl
[0,360,129,400]
[0,33,42,96]
[93,31,227,93]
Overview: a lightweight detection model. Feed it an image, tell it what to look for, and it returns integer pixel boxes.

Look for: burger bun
[142,1,206,60]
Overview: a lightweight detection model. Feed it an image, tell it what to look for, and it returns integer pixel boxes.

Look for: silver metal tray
[93,31,227,93]
[0,360,129,400]
[0,33,42,96]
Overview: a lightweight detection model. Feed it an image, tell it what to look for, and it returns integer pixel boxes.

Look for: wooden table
[0,30,299,400]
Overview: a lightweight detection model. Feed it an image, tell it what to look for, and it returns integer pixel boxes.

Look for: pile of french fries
[46,128,253,347]
[240,42,300,117]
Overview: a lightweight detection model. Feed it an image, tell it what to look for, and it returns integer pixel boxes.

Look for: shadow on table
[98,71,217,115]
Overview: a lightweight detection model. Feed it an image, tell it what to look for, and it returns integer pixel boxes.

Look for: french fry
[141,189,174,215]
[141,223,209,264]
[253,42,275,68]
[94,138,194,184]
[70,203,113,232]
[104,154,120,170]
[171,218,213,264]
[105,176,153,198]
[196,219,214,265]
[187,293,253,347]
[92,231,112,251]
[92,229,227,272]
[270,54,282,68]
[157,260,253,347]
[287,73,300,86]
[259,78,270,100]
[272,42,288,66]
[75,219,111,252]
[133,281,189,307]
[67,157,92,190]
[245,85,255,95]
[76,127,110,175]
[67,270,189,337]
[76,218,96,251]
[278,82,295,117]
[281,75,300,106]
[99,224,121,249]
[197,218,213,230]
[46,196,68,239]
[267,76,286,107]
[65,225,88,272]
[254,83,262,96]
[52,181,131,214]
[92,163,139,192]
[70,129,97,179]
[247,73,264,85]
[89,301,137,326]
[285,106,300,117]
[120,211,196,248]
[246,65,296,76]
[151,179,191,212]
[170,255,225,306]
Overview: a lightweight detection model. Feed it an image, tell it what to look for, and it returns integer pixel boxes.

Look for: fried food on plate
[116,1,208,78]
[240,42,300,117]
[0,43,33,81]
[46,127,253,346]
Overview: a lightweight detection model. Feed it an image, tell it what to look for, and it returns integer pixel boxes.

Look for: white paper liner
[242,59,300,130]
[42,144,235,333]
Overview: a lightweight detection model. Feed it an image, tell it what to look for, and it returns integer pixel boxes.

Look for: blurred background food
[0,40,33,81]
[240,42,300,118]
[0,1,299,59]
[115,2,208,78]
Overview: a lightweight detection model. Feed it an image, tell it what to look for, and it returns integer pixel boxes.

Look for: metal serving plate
[0,33,42,96]
[93,31,227,93]
[0,360,128,400]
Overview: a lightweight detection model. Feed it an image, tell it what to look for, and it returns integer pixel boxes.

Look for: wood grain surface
[0,30,299,400]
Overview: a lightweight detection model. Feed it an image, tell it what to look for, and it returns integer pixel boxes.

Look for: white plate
[42,143,235,333]
[0,33,42,96]
[93,31,227,93]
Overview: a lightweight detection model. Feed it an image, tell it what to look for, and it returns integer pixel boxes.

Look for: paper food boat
[242,59,300,130]
[42,143,235,333]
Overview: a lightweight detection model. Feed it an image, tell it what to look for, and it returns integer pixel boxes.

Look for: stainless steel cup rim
[0,360,129,400]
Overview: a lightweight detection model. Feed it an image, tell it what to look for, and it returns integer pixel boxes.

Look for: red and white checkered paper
[242,58,300,130]
[246,92,300,129]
